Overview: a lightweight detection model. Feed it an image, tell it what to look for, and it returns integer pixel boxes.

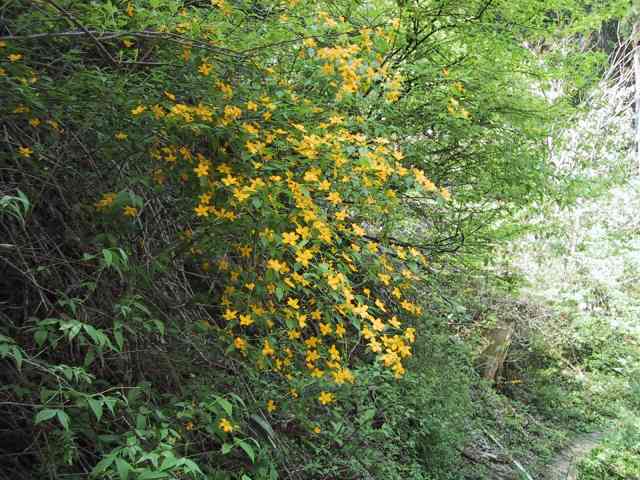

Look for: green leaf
[159,454,178,471]
[114,329,124,351]
[153,319,165,335]
[139,472,169,480]
[84,348,96,368]
[93,455,115,474]
[221,443,233,454]
[358,408,376,425]
[215,396,233,416]
[236,440,256,463]
[102,249,113,267]
[56,410,70,430]
[104,396,118,415]
[116,457,131,480]
[250,414,276,439]
[84,325,103,346]
[12,347,23,370]
[88,398,103,422]
[34,409,58,424]
[34,329,48,347]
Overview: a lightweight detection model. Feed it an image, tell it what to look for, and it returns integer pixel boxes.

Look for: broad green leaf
[88,398,103,422]
[215,396,233,416]
[236,440,256,463]
[56,410,70,430]
[221,443,233,455]
[34,409,58,424]
[116,457,131,480]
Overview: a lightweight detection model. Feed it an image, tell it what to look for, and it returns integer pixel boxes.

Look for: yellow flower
[246,100,258,111]
[95,192,117,210]
[326,272,343,290]
[223,309,237,321]
[371,317,385,332]
[218,418,234,433]
[404,327,416,343]
[295,248,313,267]
[18,146,32,158]
[267,400,277,413]
[319,323,332,335]
[8,53,22,62]
[194,162,209,177]
[282,231,299,246]
[389,316,402,328]
[126,2,134,16]
[317,179,331,191]
[332,367,354,385]
[287,298,300,309]
[243,122,260,135]
[267,258,287,274]
[303,38,317,48]
[262,339,275,357]
[115,132,128,140]
[233,187,250,202]
[185,420,194,431]
[288,329,301,339]
[352,224,365,236]
[131,105,146,115]
[305,336,320,348]
[234,337,247,351]
[239,314,254,326]
[221,174,238,186]
[223,105,242,123]
[327,191,342,205]
[123,206,138,217]
[392,149,404,161]
[194,204,209,217]
[313,426,321,434]
[198,62,213,76]
[335,209,348,221]
[318,391,334,405]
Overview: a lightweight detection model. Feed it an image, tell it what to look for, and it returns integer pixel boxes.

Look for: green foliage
[578,413,640,479]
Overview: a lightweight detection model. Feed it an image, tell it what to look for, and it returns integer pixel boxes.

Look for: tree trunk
[478,319,515,383]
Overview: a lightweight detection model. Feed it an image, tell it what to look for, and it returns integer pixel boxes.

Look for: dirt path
[546,432,604,480]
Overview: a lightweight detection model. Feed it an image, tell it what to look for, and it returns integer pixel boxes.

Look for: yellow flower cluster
[111,2,450,410]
